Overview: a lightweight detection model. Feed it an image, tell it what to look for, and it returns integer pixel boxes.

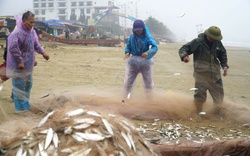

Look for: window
[41,3,46,7]
[34,3,39,8]
[48,3,54,7]
[79,2,84,6]
[58,2,66,7]
[34,10,39,15]
[86,1,92,6]
[41,10,46,15]
[86,8,91,14]
[59,16,66,20]
[71,2,77,6]
[80,9,85,14]
[59,9,66,14]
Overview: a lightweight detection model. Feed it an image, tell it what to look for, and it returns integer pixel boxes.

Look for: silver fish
[73,123,91,130]
[52,132,59,148]
[74,132,105,141]
[102,118,114,135]
[44,128,54,150]
[66,109,85,117]
[16,145,23,156]
[72,134,85,142]
[37,111,55,128]
[87,111,101,117]
[127,133,136,152]
[64,126,73,134]
[73,118,95,124]
[121,131,131,149]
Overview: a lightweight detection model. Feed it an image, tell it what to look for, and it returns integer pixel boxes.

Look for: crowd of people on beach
[0,10,229,117]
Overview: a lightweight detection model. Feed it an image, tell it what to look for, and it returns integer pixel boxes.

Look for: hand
[183,56,190,63]
[141,52,148,58]
[124,53,130,60]
[42,52,50,60]
[223,67,228,77]
[18,61,24,69]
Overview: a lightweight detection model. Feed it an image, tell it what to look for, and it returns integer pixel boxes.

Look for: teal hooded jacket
[125,27,158,60]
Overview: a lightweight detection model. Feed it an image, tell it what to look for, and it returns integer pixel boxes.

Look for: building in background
[33,0,136,29]
[114,1,137,28]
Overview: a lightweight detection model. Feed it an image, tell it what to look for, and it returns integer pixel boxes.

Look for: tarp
[44,20,64,28]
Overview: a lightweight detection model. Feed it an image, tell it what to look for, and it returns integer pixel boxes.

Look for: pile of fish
[2,108,156,156]
[136,119,250,145]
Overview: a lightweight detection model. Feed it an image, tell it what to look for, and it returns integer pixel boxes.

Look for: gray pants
[123,56,154,98]
[194,79,224,112]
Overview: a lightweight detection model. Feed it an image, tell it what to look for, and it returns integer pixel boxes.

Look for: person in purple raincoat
[123,19,158,100]
[6,11,49,113]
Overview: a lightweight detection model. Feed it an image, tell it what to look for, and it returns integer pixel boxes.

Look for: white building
[33,0,115,21]
[33,0,136,28]
[114,0,137,28]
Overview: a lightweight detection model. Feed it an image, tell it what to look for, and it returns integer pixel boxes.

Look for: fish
[73,118,95,124]
[190,88,198,91]
[37,111,55,128]
[127,93,131,99]
[121,131,132,149]
[73,123,91,130]
[108,114,116,118]
[87,111,101,117]
[52,132,59,148]
[64,126,73,134]
[44,128,54,150]
[0,84,3,91]
[16,145,23,156]
[127,133,136,152]
[72,134,85,142]
[102,118,114,135]
[74,132,105,141]
[66,109,85,117]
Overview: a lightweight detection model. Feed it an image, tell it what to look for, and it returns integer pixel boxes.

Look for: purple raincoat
[6,19,44,78]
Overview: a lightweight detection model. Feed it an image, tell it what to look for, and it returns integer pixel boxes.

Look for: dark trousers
[194,79,224,106]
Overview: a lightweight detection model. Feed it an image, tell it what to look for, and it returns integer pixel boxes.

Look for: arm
[124,35,132,59]
[217,44,229,76]
[33,30,49,60]
[124,35,132,54]
[144,36,158,60]
[8,33,24,68]
[178,39,199,62]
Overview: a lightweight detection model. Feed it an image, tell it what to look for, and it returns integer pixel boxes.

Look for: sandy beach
[0,39,250,154]
[0,39,250,119]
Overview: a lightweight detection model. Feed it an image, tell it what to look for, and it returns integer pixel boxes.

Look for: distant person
[0,36,9,83]
[178,26,229,115]
[6,11,49,113]
[64,27,70,39]
[123,19,158,100]
[75,30,80,39]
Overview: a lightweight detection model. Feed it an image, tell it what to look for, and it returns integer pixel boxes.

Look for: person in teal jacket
[123,19,158,100]
[178,26,229,115]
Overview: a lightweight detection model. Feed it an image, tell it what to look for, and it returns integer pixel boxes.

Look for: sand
[0,39,250,138]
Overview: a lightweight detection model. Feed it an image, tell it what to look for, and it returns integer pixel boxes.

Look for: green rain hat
[205,26,223,41]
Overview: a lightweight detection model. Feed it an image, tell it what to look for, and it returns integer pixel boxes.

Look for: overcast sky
[0,0,249,44]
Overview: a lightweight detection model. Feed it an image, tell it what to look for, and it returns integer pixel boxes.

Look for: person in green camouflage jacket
[178,26,229,115]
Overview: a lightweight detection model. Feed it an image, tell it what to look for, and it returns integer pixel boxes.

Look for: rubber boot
[194,102,203,114]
